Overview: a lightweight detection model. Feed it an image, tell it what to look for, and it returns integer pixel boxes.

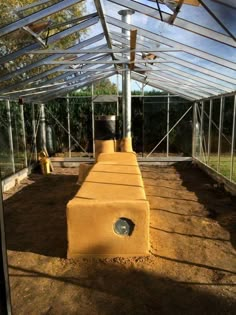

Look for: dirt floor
[3,164,236,315]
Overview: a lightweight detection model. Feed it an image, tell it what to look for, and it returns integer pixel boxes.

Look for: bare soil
[3,164,236,315]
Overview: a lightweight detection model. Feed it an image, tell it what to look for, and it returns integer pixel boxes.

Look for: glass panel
[143,95,167,156]
[46,96,93,157]
[202,101,210,164]
[0,0,60,27]
[10,101,26,172]
[169,97,192,156]
[0,100,14,178]
[208,98,220,171]
[194,103,201,159]
[24,103,38,164]
[69,96,93,155]
[233,109,236,183]
[45,100,68,156]
[0,1,94,99]
[219,96,234,179]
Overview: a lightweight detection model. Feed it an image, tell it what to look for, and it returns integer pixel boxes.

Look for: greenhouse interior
[0,1,236,314]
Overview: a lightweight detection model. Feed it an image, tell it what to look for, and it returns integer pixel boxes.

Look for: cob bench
[66,151,150,258]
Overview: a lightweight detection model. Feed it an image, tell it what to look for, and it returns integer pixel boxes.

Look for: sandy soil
[3,164,236,315]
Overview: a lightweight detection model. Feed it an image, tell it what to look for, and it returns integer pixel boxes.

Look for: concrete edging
[2,166,33,193]
[194,158,236,196]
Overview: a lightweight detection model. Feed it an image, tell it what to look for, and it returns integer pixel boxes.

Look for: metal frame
[192,92,236,184]
[230,95,236,181]
[166,93,170,157]
[66,95,71,158]
[0,173,12,315]
[207,99,213,165]
[20,104,28,168]
[1,3,236,310]
[0,0,235,178]
[199,101,204,161]
[0,14,99,66]
[147,105,193,158]
[0,0,234,102]
[217,96,224,172]
[106,15,236,71]
[0,0,84,37]
[6,100,15,174]
[0,31,104,84]
[109,0,236,47]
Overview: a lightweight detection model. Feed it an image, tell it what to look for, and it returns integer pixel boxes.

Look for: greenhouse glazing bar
[217,97,224,172]
[20,104,28,168]
[131,72,195,100]
[32,104,37,162]
[147,105,193,158]
[0,0,84,37]
[167,93,170,157]
[230,95,236,181]
[198,0,236,41]
[37,71,116,103]
[109,32,236,91]
[108,0,235,47]
[67,96,71,158]
[106,15,236,71]
[192,102,197,158]
[193,92,236,185]
[0,50,109,95]
[0,15,99,66]
[6,100,15,174]
[200,101,204,162]
[40,104,47,152]
[0,32,104,84]
[156,64,233,93]
[207,99,213,165]
[91,83,95,158]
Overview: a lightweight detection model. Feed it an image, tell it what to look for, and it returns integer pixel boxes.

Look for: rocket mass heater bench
[66,151,150,258]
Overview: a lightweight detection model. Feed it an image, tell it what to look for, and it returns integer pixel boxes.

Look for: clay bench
[67,152,150,258]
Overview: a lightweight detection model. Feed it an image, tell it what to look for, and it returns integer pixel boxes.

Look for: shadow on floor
[8,247,236,315]
[4,172,78,258]
[174,163,236,250]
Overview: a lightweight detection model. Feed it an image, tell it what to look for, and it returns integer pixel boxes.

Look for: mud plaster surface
[3,164,236,315]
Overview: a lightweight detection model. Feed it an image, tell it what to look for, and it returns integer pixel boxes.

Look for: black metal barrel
[95,115,116,140]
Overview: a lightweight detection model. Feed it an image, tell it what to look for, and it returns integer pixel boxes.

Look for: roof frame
[0,14,99,66]
[0,0,84,37]
[108,0,236,48]
[0,0,235,101]
[110,32,236,88]
[106,15,236,71]
[0,32,104,83]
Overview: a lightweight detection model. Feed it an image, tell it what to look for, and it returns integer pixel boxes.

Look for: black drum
[95,115,116,140]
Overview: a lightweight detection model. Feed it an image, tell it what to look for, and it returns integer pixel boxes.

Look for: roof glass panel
[0,0,235,101]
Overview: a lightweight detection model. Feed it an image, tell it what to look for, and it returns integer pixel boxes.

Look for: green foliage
[132,89,165,96]
[94,79,117,95]
[73,79,118,96]
[45,97,93,152]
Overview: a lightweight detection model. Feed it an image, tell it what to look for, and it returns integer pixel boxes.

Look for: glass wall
[2,93,235,184]
[0,100,14,178]
[11,102,26,172]
[193,95,236,184]
[24,103,38,164]
[133,95,192,157]
[0,100,36,179]
[43,94,193,158]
